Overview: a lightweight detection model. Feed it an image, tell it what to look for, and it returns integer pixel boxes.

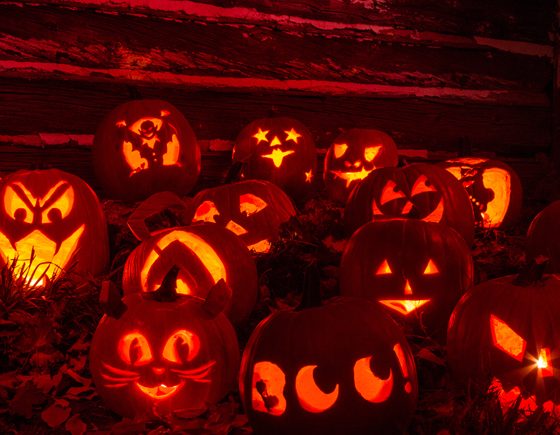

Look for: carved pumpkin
[232,117,316,200]
[240,295,417,434]
[439,157,522,229]
[324,129,399,203]
[448,273,560,414]
[526,201,560,273]
[90,268,239,418]
[0,169,108,287]
[340,219,473,340]
[190,180,296,254]
[93,99,200,200]
[122,224,257,325]
[344,163,475,244]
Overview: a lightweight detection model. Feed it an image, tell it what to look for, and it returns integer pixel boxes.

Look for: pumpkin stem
[513,257,549,286]
[149,266,180,302]
[296,262,322,311]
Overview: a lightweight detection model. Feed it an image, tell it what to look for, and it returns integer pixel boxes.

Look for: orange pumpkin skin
[324,129,399,204]
[344,163,475,245]
[122,224,258,325]
[526,201,560,273]
[232,117,316,200]
[90,290,239,418]
[439,157,522,229]
[447,275,560,407]
[340,219,473,341]
[93,99,200,200]
[239,297,417,434]
[0,169,109,286]
[190,180,296,254]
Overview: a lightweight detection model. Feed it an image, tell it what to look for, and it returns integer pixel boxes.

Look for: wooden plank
[14,0,555,44]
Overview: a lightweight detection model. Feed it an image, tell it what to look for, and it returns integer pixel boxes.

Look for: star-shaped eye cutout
[305,170,313,183]
[253,128,269,144]
[284,128,301,143]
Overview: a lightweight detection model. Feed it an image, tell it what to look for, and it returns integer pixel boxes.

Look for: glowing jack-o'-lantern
[190,180,296,254]
[232,117,317,200]
[324,129,399,203]
[344,163,475,245]
[340,219,473,340]
[526,201,560,273]
[0,169,108,287]
[239,296,417,434]
[123,224,257,325]
[90,267,239,418]
[448,274,560,415]
[439,158,522,229]
[93,99,200,200]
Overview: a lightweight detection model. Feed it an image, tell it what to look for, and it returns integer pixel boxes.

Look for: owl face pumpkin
[324,129,399,203]
[233,117,317,200]
[0,169,108,287]
[93,99,200,200]
[190,180,296,254]
[344,163,475,245]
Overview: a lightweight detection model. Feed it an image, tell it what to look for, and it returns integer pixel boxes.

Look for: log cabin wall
[0,0,557,192]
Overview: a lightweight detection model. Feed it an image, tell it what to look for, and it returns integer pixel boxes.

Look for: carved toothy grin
[379,299,430,316]
[332,168,373,187]
[136,382,181,399]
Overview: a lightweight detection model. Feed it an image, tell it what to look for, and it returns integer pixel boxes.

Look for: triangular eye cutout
[490,315,527,361]
[376,260,392,275]
[364,145,382,162]
[423,259,439,275]
[333,143,348,159]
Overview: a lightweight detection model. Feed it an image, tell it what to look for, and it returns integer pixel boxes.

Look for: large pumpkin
[190,180,296,254]
[340,219,473,340]
[90,268,239,418]
[344,163,475,244]
[526,201,560,273]
[0,169,108,287]
[122,224,257,325]
[93,99,200,200]
[239,295,417,434]
[439,157,522,229]
[448,274,560,413]
[323,129,399,204]
[232,117,316,200]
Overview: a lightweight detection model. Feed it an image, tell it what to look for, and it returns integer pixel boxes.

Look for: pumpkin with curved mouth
[344,163,474,244]
[324,129,399,203]
[0,169,108,287]
[526,201,560,273]
[90,267,240,418]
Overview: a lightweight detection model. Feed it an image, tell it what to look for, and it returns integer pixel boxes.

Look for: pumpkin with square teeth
[344,163,474,244]
[90,268,240,418]
[190,180,296,254]
[233,117,316,200]
[324,129,399,203]
[0,169,108,287]
[447,273,560,415]
[340,219,473,340]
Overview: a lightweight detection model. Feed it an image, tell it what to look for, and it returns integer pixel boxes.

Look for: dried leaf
[65,414,87,435]
[41,400,71,428]
[9,381,47,418]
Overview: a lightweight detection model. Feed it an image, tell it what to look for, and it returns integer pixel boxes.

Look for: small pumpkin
[344,163,475,244]
[123,224,258,325]
[324,129,399,203]
[439,157,522,229]
[0,169,108,287]
[93,99,200,200]
[340,219,473,340]
[90,268,239,418]
[526,201,560,273]
[232,117,316,200]
[190,180,296,254]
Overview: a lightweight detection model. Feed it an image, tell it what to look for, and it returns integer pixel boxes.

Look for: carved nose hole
[152,367,165,376]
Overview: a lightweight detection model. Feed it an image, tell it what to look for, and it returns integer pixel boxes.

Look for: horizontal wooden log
[0,3,552,92]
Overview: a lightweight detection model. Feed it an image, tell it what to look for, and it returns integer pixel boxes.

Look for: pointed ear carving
[99,280,127,319]
[203,279,231,318]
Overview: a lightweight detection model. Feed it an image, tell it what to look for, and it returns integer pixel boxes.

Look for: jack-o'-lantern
[240,290,417,434]
[448,273,560,415]
[324,129,399,203]
[93,99,200,200]
[344,163,475,244]
[90,267,239,418]
[232,117,316,200]
[190,180,296,254]
[0,169,108,287]
[527,201,560,273]
[340,219,473,340]
[439,158,522,229]
[123,224,257,325]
